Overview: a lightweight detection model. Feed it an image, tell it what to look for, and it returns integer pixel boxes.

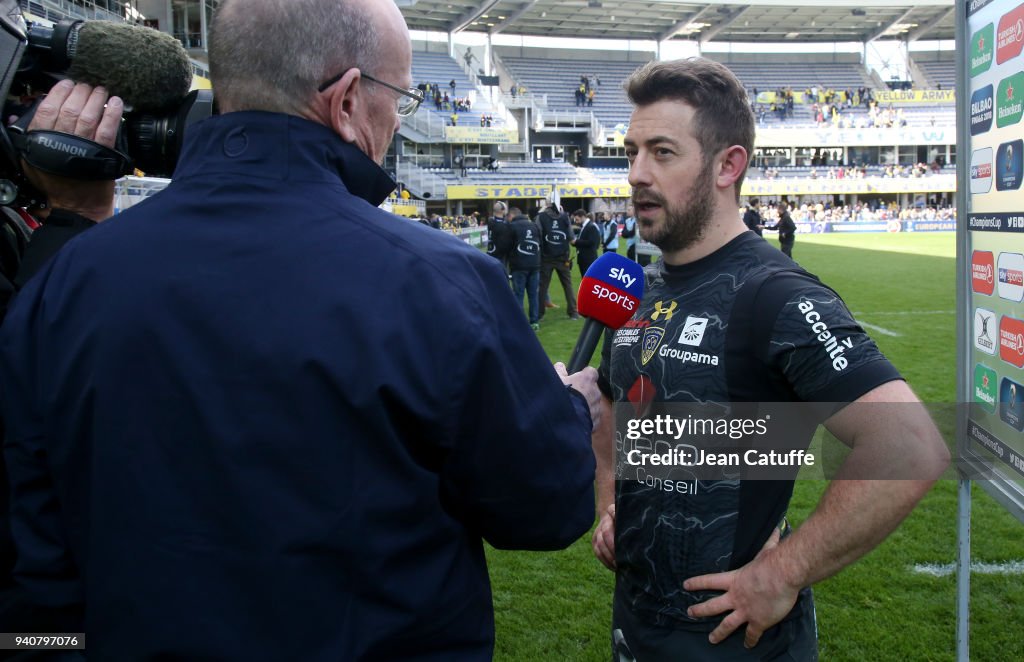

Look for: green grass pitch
[487,232,1024,662]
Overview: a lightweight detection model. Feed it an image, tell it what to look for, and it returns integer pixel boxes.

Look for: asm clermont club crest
[640,301,676,365]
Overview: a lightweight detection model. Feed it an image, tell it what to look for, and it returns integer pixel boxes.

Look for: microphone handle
[567,317,607,374]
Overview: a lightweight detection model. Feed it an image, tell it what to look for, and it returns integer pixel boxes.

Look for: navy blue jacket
[0,112,596,661]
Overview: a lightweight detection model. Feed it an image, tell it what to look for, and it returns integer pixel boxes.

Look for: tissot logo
[677,316,709,347]
[971,85,994,135]
[997,4,1024,64]
[976,308,997,355]
[972,23,995,76]
[972,251,996,295]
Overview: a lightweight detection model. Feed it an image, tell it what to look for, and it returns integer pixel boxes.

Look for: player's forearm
[769,477,936,589]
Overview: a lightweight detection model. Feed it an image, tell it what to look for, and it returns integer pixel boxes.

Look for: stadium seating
[914,59,956,90]
[501,56,650,128]
[411,51,503,128]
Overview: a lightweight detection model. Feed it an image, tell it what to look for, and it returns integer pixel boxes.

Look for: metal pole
[956,477,971,662]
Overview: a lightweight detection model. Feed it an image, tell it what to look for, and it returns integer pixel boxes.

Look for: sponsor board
[976,364,998,413]
[446,183,632,199]
[972,147,994,194]
[997,3,1024,64]
[996,139,1023,191]
[444,126,519,144]
[872,89,956,104]
[969,213,1024,231]
[1000,377,1024,431]
[999,315,1024,367]
[976,307,997,354]
[972,85,995,135]
[998,252,1024,301]
[996,72,1024,128]
[972,23,996,76]
[905,221,957,232]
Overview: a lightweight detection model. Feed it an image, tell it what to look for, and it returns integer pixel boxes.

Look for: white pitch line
[856,320,901,337]
[913,560,1024,577]
[850,310,956,316]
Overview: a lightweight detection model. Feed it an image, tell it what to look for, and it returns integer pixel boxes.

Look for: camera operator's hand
[20,79,124,222]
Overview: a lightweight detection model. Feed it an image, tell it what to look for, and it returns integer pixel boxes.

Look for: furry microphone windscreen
[68,21,193,111]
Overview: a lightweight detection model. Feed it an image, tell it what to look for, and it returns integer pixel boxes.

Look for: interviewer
[0,1,602,659]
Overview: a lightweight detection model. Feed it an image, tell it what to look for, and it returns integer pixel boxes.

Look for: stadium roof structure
[396,0,956,44]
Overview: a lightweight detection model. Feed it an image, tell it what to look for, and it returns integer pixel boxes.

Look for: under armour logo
[651,300,678,322]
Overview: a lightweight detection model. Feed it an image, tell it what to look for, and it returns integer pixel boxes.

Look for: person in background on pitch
[508,205,543,330]
[0,1,604,658]
[537,197,579,321]
[573,208,600,277]
[486,200,513,273]
[766,199,796,257]
[591,57,948,661]
[742,197,764,237]
[621,203,639,261]
[601,211,619,253]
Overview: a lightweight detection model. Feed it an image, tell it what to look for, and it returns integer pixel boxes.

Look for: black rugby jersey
[598,231,901,630]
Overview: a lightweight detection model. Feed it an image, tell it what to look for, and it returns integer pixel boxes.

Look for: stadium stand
[914,59,957,90]
[500,55,651,127]
[411,51,503,127]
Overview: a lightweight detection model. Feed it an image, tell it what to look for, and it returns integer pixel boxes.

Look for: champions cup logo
[971,85,994,135]
[973,251,996,295]
[998,5,1024,64]
[999,315,1024,367]
[1000,376,1024,431]
[973,23,995,76]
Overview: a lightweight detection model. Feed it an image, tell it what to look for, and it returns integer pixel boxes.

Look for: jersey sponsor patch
[677,316,708,347]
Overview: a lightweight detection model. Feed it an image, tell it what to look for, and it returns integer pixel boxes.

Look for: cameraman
[0,79,122,642]
[12,80,123,288]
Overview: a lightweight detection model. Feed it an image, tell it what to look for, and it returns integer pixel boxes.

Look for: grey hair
[209,0,378,114]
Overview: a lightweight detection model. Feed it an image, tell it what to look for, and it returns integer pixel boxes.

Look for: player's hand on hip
[682,542,800,648]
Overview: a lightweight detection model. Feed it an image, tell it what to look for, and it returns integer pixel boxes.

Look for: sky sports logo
[997,4,1024,64]
[972,85,994,135]
[972,148,993,193]
[999,252,1024,301]
[972,23,994,76]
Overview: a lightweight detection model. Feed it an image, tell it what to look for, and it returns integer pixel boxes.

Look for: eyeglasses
[318,69,424,117]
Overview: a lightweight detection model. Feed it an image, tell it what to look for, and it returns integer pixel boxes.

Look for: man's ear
[716,145,749,191]
[325,68,363,143]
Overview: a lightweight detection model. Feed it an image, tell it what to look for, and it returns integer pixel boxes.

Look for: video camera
[0,1,213,206]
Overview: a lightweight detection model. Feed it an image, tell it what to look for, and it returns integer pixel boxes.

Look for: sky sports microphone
[567,253,644,374]
[26,20,192,111]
